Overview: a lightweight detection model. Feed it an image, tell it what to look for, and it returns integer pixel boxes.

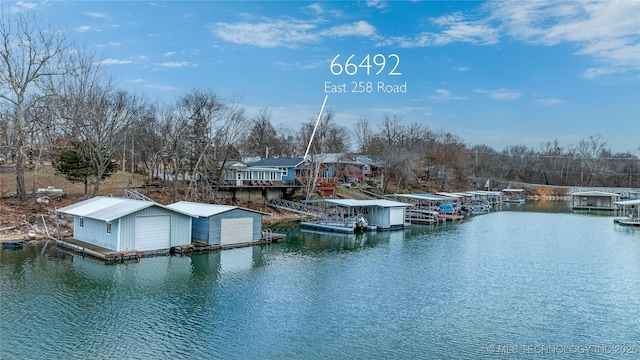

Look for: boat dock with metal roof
[613,199,640,226]
[301,199,411,232]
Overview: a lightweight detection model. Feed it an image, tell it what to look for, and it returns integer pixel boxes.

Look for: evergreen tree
[55,143,117,195]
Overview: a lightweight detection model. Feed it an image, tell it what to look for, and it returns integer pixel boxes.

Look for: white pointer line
[304,94,329,160]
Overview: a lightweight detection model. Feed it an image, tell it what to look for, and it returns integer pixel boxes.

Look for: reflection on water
[501,199,572,213]
[1,202,638,359]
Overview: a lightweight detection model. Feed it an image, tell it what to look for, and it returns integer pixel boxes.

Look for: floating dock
[613,218,640,227]
[300,220,377,233]
[56,233,286,262]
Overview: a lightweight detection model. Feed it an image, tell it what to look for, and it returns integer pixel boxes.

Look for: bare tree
[176,89,248,201]
[0,7,71,198]
[125,102,161,180]
[274,123,297,157]
[295,109,349,199]
[245,107,277,157]
[353,117,373,154]
[158,103,190,202]
[576,134,607,186]
[377,115,417,193]
[431,131,469,191]
[82,90,141,195]
[49,47,137,196]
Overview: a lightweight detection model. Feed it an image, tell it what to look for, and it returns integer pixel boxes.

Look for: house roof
[248,157,305,168]
[317,153,360,164]
[357,155,384,167]
[56,196,189,222]
[166,201,269,217]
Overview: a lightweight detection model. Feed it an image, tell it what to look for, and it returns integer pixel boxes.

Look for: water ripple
[1,209,639,359]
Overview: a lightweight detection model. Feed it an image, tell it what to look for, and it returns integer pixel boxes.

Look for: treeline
[1,9,638,202]
[471,137,639,188]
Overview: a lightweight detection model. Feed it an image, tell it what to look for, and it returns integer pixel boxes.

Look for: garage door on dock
[135,215,171,251]
[220,218,253,245]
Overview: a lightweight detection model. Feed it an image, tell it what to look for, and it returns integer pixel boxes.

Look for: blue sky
[10,0,640,153]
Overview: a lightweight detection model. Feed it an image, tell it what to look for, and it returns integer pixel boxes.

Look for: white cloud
[367,0,388,10]
[581,67,623,79]
[378,13,498,47]
[211,20,318,48]
[306,3,324,15]
[211,17,376,48]
[321,21,376,37]
[127,79,144,83]
[86,12,108,18]
[156,61,197,68]
[148,84,180,91]
[454,66,469,72]
[76,26,91,33]
[474,88,521,100]
[429,89,466,101]
[486,0,640,74]
[534,98,565,107]
[378,0,638,76]
[432,18,499,45]
[273,60,325,70]
[95,58,133,65]
[163,51,176,57]
[11,1,37,12]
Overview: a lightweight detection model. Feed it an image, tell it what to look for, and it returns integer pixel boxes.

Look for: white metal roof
[391,193,457,201]
[501,189,524,193]
[412,193,458,201]
[167,201,236,217]
[323,199,410,208]
[572,191,620,197]
[436,192,466,198]
[56,196,161,222]
[614,199,640,206]
[166,201,268,217]
[464,191,502,196]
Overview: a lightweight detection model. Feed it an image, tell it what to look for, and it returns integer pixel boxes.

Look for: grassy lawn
[0,163,148,198]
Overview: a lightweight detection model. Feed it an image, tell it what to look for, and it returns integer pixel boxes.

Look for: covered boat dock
[613,199,640,226]
[301,199,411,232]
[571,191,620,211]
[388,193,462,223]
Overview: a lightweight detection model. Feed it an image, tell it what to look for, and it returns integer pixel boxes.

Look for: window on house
[79,217,84,228]
[106,222,112,235]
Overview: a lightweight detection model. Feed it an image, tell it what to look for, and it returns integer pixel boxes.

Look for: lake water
[1,201,639,359]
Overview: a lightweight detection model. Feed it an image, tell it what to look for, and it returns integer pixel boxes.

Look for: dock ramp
[268,199,325,218]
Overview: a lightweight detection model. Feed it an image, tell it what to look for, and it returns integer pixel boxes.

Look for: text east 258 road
[324,81,407,94]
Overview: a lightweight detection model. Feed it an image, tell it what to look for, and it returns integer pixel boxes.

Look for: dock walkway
[56,233,286,263]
